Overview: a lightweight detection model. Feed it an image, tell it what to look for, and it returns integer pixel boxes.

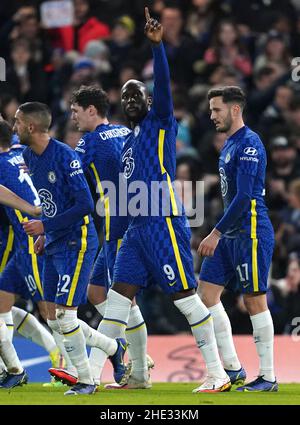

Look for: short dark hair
[71,85,109,117]
[208,86,246,110]
[18,102,51,131]
[0,120,13,148]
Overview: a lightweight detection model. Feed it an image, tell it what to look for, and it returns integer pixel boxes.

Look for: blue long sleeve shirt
[121,42,184,226]
[215,126,274,239]
[23,139,98,254]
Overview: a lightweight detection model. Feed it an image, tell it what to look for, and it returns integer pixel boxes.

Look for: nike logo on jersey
[168,280,177,287]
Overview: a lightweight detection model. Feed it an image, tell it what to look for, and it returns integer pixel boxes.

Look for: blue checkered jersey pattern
[121,43,183,227]
[75,124,131,240]
[218,126,273,238]
[0,147,40,251]
[23,139,97,254]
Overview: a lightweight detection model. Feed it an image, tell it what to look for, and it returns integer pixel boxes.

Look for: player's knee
[0,290,14,311]
[110,283,137,300]
[38,303,48,322]
[199,283,221,308]
[200,291,213,307]
[243,293,267,315]
[87,284,106,305]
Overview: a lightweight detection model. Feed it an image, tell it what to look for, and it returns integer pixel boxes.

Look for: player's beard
[216,112,232,133]
[18,129,31,146]
[124,102,148,125]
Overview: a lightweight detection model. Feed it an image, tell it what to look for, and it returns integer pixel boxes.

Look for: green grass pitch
[0,383,299,405]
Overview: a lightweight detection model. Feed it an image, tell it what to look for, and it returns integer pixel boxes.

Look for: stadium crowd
[1,0,300,335]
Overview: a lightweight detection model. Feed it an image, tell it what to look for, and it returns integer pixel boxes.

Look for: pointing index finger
[145,6,151,22]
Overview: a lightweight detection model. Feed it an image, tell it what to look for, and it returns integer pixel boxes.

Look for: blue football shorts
[113,216,197,294]
[0,248,44,302]
[90,238,123,291]
[199,235,274,293]
[43,246,97,307]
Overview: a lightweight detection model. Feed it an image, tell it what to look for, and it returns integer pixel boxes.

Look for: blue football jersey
[75,123,131,241]
[121,109,182,226]
[23,138,97,254]
[120,43,185,227]
[219,126,273,238]
[0,147,40,251]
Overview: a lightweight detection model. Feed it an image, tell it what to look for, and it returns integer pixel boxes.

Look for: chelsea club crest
[48,171,56,183]
[225,153,231,163]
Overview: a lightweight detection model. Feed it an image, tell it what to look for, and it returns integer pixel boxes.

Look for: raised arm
[144,7,172,118]
[0,184,41,217]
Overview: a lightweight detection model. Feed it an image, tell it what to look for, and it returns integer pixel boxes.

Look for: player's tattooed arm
[0,184,42,217]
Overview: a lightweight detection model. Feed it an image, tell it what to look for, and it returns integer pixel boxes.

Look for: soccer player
[92,8,230,393]
[0,120,67,388]
[49,85,153,388]
[15,102,127,395]
[198,86,278,392]
[0,119,47,388]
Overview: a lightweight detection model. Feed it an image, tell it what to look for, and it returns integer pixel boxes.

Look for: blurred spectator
[0,4,36,58]
[48,0,110,53]
[106,16,135,79]
[266,135,300,210]
[173,89,193,154]
[198,131,225,198]
[84,40,112,88]
[282,256,300,334]
[175,153,204,272]
[118,62,140,86]
[186,0,229,48]
[257,83,294,140]
[279,178,300,255]
[0,94,19,126]
[269,255,300,334]
[288,96,300,136]
[203,19,252,80]
[247,64,290,123]
[51,82,81,139]
[139,4,200,87]
[70,57,97,85]
[254,30,291,74]
[0,4,52,66]
[63,120,83,149]
[3,38,48,103]
[175,154,203,218]
[230,0,297,33]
